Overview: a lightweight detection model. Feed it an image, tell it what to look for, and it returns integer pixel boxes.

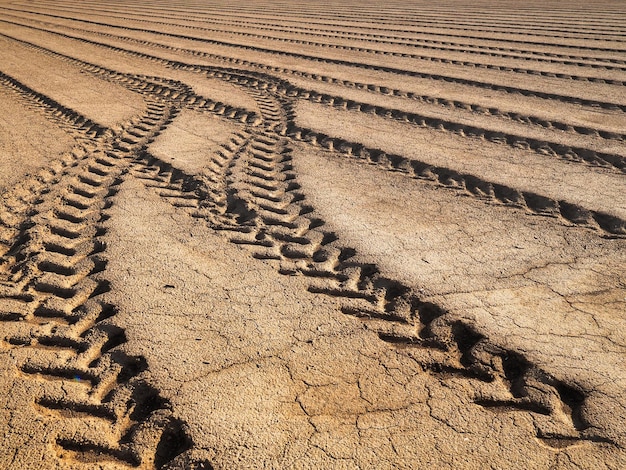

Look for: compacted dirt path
[0,1,624,468]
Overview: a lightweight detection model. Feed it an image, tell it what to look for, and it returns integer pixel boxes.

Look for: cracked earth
[0,0,625,469]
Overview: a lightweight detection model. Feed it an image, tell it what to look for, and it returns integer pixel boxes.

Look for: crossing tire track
[5,17,625,160]
[0,31,261,127]
[129,85,618,451]
[10,11,626,144]
[1,2,624,464]
[7,14,626,150]
[4,28,621,237]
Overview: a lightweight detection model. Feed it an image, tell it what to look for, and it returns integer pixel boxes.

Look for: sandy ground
[0,0,624,469]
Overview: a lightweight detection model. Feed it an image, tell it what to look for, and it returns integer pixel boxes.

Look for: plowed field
[0,1,624,468]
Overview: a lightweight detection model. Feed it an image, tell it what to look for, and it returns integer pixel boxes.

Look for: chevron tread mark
[127,84,617,450]
[0,94,199,468]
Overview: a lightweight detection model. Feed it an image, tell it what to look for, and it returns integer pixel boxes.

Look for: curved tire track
[1,3,623,465]
[0,79,201,468]
[4,27,624,178]
[130,85,619,451]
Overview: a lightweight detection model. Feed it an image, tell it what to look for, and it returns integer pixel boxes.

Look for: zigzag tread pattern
[1,2,624,466]
[129,85,618,451]
[0,87,204,468]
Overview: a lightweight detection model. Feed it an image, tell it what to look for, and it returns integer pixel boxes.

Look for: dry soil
[0,1,624,469]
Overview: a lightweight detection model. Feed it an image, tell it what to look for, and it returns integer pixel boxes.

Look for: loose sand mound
[0,1,624,468]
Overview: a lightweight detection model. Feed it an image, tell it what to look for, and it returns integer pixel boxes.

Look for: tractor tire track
[280,124,626,236]
[0,76,199,468]
[4,24,625,178]
[1,2,624,465]
[6,28,619,237]
[0,31,260,127]
[129,85,618,451]
[0,69,115,279]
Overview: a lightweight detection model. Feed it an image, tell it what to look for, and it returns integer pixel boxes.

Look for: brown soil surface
[0,1,624,469]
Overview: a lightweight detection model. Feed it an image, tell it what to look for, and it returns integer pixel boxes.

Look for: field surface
[0,0,625,468]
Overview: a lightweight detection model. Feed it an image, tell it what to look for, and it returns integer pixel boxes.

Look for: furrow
[3,16,626,113]
[25,7,626,69]
[6,8,626,82]
[6,15,623,144]
[11,2,626,54]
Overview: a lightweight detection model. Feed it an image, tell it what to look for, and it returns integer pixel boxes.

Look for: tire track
[28,2,626,66]
[53,0,626,29]
[275,87,626,173]
[0,76,199,468]
[0,70,109,141]
[40,20,625,142]
[6,14,626,139]
[2,2,624,461]
[0,31,261,127]
[15,2,626,45]
[130,86,618,451]
[130,62,626,236]
[131,127,251,222]
[280,124,626,237]
[0,69,114,278]
[200,76,626,236]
